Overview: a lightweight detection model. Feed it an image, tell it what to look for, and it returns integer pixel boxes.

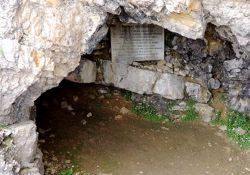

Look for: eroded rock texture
[0,0,250,174]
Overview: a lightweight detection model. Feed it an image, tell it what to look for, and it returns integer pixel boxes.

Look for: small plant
[0,122,7,129]
[2,136,13,151]
[165,101,176,114]
[132,102,170,123]
[58,168,73,175]
[226,110,250,148]
[181,98,198,121]
[211,109,250,148]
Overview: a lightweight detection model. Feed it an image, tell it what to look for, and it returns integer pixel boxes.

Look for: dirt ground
[36,81,250,175]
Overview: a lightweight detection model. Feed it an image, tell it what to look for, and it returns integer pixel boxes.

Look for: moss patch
[181,98,198,121]
[211,110,250,148]
[226,111,250,148]
[57,168,73,175]
[132,102,171,123]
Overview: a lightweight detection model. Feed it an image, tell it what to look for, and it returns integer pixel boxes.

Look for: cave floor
[36,81,250,175]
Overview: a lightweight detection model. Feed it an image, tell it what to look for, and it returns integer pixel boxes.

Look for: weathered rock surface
[117,66,159,94]
[153,73,185,100]
[101,61,184,99]
[185,82,211,103]
[194,103,215,123]
[66,59,97,83]
[0,0,250,174]
[0,121,42,175]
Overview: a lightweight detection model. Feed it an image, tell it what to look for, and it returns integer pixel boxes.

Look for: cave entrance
[34,22,250,175]
[35,81,250,175]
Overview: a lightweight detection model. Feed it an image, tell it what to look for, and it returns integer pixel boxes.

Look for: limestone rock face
[117,66,159,94]
[0,1,108,124]
[0,0,250,174]
[0,121,42,175]
[203,0,250,51]
[153,73,185,100]
[101,61,185,99]
[66,59,97,83]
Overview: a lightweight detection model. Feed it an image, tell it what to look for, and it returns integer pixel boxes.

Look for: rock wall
[69,24,249,115]
[0,0,250,174]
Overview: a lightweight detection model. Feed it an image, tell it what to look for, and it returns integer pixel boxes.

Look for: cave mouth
[32,21,250,175]
[35,80,250,175]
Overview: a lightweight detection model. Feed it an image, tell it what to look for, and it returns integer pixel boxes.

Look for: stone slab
[153,73,185,100]
[111,24,164,64]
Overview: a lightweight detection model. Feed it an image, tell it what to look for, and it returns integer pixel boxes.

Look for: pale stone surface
[194,103,215,123]
[102,60,184,99]
[0,1,108,124]
[101,60,185,98]
[79,60,96,83]
[185,82,211,103]
[203,0,250,51]
[153,73,185,100]
[111,24,164,64]
[66,59,97,83]
[117,66,159,94]
[0,121,42,175]
[0,0,250,174]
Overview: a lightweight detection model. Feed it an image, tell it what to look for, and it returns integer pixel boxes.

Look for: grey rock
[185,82,211,103]
[235,127,246,135]
[153,73,185,100]
[0,0,250,174]
[0,121,41,175]
[66,59,97,83]
[223,59,243,71]
[194,103,215,123]
[118,66,158,94]
[208,78,221,90]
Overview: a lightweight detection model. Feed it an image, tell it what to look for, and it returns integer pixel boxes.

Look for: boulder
[0,121,42,175]
[185,82,211,103]
[118,66,159,94]
[153,73,185,100]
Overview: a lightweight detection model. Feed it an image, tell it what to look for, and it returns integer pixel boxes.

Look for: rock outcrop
[0,0,250,174]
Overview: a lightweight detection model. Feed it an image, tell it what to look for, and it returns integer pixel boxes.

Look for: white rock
[194,103,214,123]
[153,73,185,100]
[86,112,93,118]
[117,66,159,94]
[0,121,42,175]
[67,105,74,111]
[82,120,87,125]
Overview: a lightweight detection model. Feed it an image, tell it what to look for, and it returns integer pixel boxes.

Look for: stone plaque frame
[111,24,165,64]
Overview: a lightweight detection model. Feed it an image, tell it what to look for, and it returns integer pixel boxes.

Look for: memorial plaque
[111,24,164,64]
